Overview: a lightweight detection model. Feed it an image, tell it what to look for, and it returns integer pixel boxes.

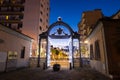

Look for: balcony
[0,11,23,15]
[1,0,25,5]
[80,24,86,30]
[17,0,25,4]
[0,19,22,23]
[81,18,85,24]
[0,8,24,12]
[0,22,22,32]
[0,4,24,8]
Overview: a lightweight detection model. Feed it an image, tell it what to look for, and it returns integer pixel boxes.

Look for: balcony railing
[0,3,24,8]
[0,19,22,23]
[1,0,25,4]
[17,0,25,4]
[0,8,24,12]
[0,11,24,15]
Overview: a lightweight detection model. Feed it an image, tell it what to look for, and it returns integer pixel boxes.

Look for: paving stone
[0,67,111,80]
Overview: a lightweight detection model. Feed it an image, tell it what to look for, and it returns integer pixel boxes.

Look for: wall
[22,0,49,57]
[103,20,120,78]
[0,52,7,72]
[0,25,32,71]
[87,22,108,74]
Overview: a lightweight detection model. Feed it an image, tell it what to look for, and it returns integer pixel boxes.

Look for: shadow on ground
[0,67,111,80]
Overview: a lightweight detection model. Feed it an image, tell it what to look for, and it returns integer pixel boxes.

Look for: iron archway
[37,19,81,69]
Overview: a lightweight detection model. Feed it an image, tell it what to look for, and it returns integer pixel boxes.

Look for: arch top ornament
[48,20,73,36]
[39,19,80,39]
[38,19,81,68]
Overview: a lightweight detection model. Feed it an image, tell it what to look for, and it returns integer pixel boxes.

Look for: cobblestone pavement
[0,67,111,80]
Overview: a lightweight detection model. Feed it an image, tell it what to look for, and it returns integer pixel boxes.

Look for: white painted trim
[0,24,33,42]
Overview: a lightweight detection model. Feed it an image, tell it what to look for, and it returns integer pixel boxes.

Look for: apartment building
[0,0,50,70]
[78,9,103,42]
[0,0,25,32]
[22,0,50,56]
[0,0,50,57]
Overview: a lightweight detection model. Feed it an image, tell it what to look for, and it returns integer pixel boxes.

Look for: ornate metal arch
[37,20,81,69]
[48,21,73,35]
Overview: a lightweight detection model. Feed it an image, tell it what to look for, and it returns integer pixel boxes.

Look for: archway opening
[38,20,81,69]
[47,24,72,69]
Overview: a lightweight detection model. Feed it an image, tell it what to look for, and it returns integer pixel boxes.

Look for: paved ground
[0,67,111,80]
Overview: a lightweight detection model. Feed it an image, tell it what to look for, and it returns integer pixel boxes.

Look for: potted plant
[53,64,60,71]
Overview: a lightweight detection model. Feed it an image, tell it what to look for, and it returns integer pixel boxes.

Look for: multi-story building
[0,0,50,57]
[0,0,25,32]
[78,9,103,59]
[22,0,50,56]
[0,0,49,69]
[78,9,103,42]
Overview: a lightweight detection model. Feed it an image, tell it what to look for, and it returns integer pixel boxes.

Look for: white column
[69,37,73,66]
[47,37,51,67]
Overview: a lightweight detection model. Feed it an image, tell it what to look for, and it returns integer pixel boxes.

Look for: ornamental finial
[57,16,62,21]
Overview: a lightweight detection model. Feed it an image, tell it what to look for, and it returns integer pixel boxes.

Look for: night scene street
[0,0,120,80]
[0,67,111,80]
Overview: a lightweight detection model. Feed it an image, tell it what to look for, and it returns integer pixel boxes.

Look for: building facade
[87,18,120,79]
[78,9,103,58]
[78,10,120,79]
[0,0,25,32]
[0,24,32,72]
[22,0,50,56]
[78,9,103,42]
[0,0,50,57]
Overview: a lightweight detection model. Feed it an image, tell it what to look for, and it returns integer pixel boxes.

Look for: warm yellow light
[84,40,89,44]
[6,15,9,20]
[12,0,16,3]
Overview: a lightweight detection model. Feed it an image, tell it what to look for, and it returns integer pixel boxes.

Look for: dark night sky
[50,0,120,32]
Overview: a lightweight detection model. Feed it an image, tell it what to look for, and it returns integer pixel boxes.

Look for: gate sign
[8,51,18,59]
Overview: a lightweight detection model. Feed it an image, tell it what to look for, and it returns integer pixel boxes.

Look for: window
[95,40,101,60]
[8,24,11,28]
[0,0,4,4]
[6,15,9,20]
[118,15,120,19]
[40,11,43,15]
[21,46,25,58]
[46,13,48,16]
[41,4,43,7]
[46,19,48,22]
[46,25,48,29]
[11,0,16,4]
[40,26,42,30]
[47,7,49,10]
[18,23,22,29]
[90,44,94,60]
[40,18,42,22]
